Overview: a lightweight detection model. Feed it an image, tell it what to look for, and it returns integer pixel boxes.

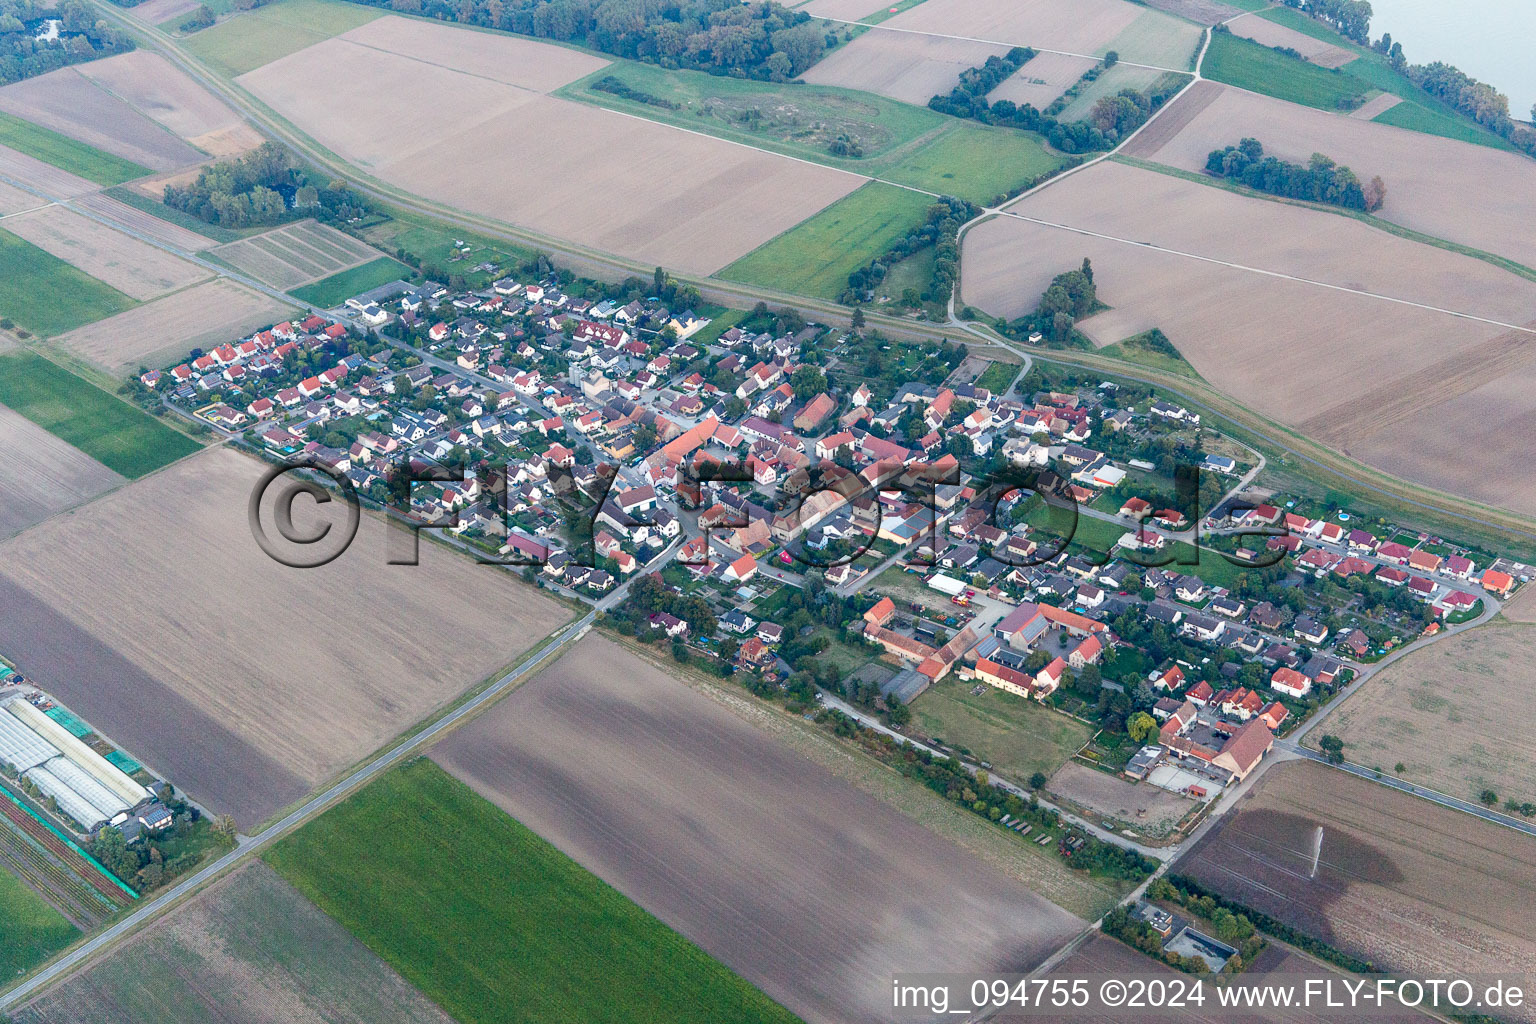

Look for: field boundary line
[0,608,597,1012]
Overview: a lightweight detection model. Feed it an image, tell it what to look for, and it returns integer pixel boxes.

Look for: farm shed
[7,700,148,807]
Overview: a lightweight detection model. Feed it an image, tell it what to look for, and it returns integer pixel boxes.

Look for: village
[135,263,1531,844]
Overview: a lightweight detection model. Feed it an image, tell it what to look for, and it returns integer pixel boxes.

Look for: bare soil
[0,68,202,171]
[1225,12,1356,67]
[12,862,455,1024]
[0,403,123,539]
[1175,759,1536,997]
[1122,83,1536,271]
[432,633,1083,1024]
[987,50,1101,109]
[54,278,292,374]
[0,447,571,826]
[238,31,864,275]
[1324,621,1536,804]
[78,51,257,153]
[1046,760,1197,837]
[71,192,214,253]
[3,205,209,299]
[802,30,1013,107]
[0,144,96,200]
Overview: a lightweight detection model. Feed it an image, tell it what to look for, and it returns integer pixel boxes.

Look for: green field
[0,866,79,980]
[265,758,803,1024]
[290,256,408,306]
[912,679,1093,782]
[0,230,137,337]
[184,0,382,76]
[560,61,943,168]
[973,359,1021,396]
[1202,31,1372,112]
[361,217,532,289]
[0,351,203,478]
[718,182,933,299]
[563,62,1064,205]
[880,121,1065,205]
[0,111,151,186]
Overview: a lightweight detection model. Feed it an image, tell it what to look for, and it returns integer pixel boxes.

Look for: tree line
[350,0,830,81]
[0,1,133,85]
[164,142,372,228]
[928,49,1181,155]
[1206,138,1386,211]
[842,195,976,308]
[1278,0,1371,45]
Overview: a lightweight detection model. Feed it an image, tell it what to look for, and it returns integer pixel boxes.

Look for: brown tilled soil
[1225,12,1356,67]
[1175,760,1536,1001]
[238,31,864,275]
[1123,83,1536,270]
[432,633,1083,1024]
[0,404,123,538]
[0,68,202,171]
[0,448,570,826]
[3,205,209,300]
[802,30,1012,106]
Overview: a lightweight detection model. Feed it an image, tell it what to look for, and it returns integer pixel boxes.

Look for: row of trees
[1278,0,1372,45]
[1405,61,1536,157]
[0,1,133,85]
[163,142,371,228]
[1206,138,1385,212]
[928,50,1180,155]
[364,0,829,81]
[841,195,975,307]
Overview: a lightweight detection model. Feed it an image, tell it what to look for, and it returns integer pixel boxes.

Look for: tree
[850,307,866,329]
[1028,771,1048,790]
[1479,788,1499,806]
[886,695,912,727]
[1318,734,1345,764]
[790,364,827,396]
[1127,711,1157,744]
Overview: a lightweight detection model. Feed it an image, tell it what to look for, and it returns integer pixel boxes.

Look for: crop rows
[0,790,132,906]
[0,817,114,928]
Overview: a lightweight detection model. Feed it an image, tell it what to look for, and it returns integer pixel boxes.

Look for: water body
[1366,0,1536,120]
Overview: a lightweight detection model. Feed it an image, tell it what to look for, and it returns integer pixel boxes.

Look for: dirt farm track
[1175,760,1536,1004]
[432,634,1082,1024]
[0,447,570,826]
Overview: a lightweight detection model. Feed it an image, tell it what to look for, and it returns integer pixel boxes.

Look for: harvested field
[1050,934,1434,1022]
[987,50,1099,109]
[0,403,124,539]
[239,28,864,275]
[337,15,609,91]
[801,30,1010,107]
[54,278,292,375]
[1175,760,1536,987]
[0,144,96,200]
[182,0,384,78]
[70,192,214,252]
[0,68,202,172]
[1122,83,1536,269]
[3,205,208,299]
[0,447,571,826]
[963,161,1536,513]
[1137,0,1244,26]
[1225,11,1356,67]
[77,51,259,157]
[909,676,1092,783]
[1046,761,1197,838]
[211,219,383,289]
[1323,621,1536,804]
[12,862,456,1024]
[432,634,1083,1024]
[133,0,200,22]
[0,179,44,215]
[1350,91,1403,119]
[879,0,1201,68]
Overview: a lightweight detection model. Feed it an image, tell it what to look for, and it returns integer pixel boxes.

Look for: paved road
[0,605,599,1011]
